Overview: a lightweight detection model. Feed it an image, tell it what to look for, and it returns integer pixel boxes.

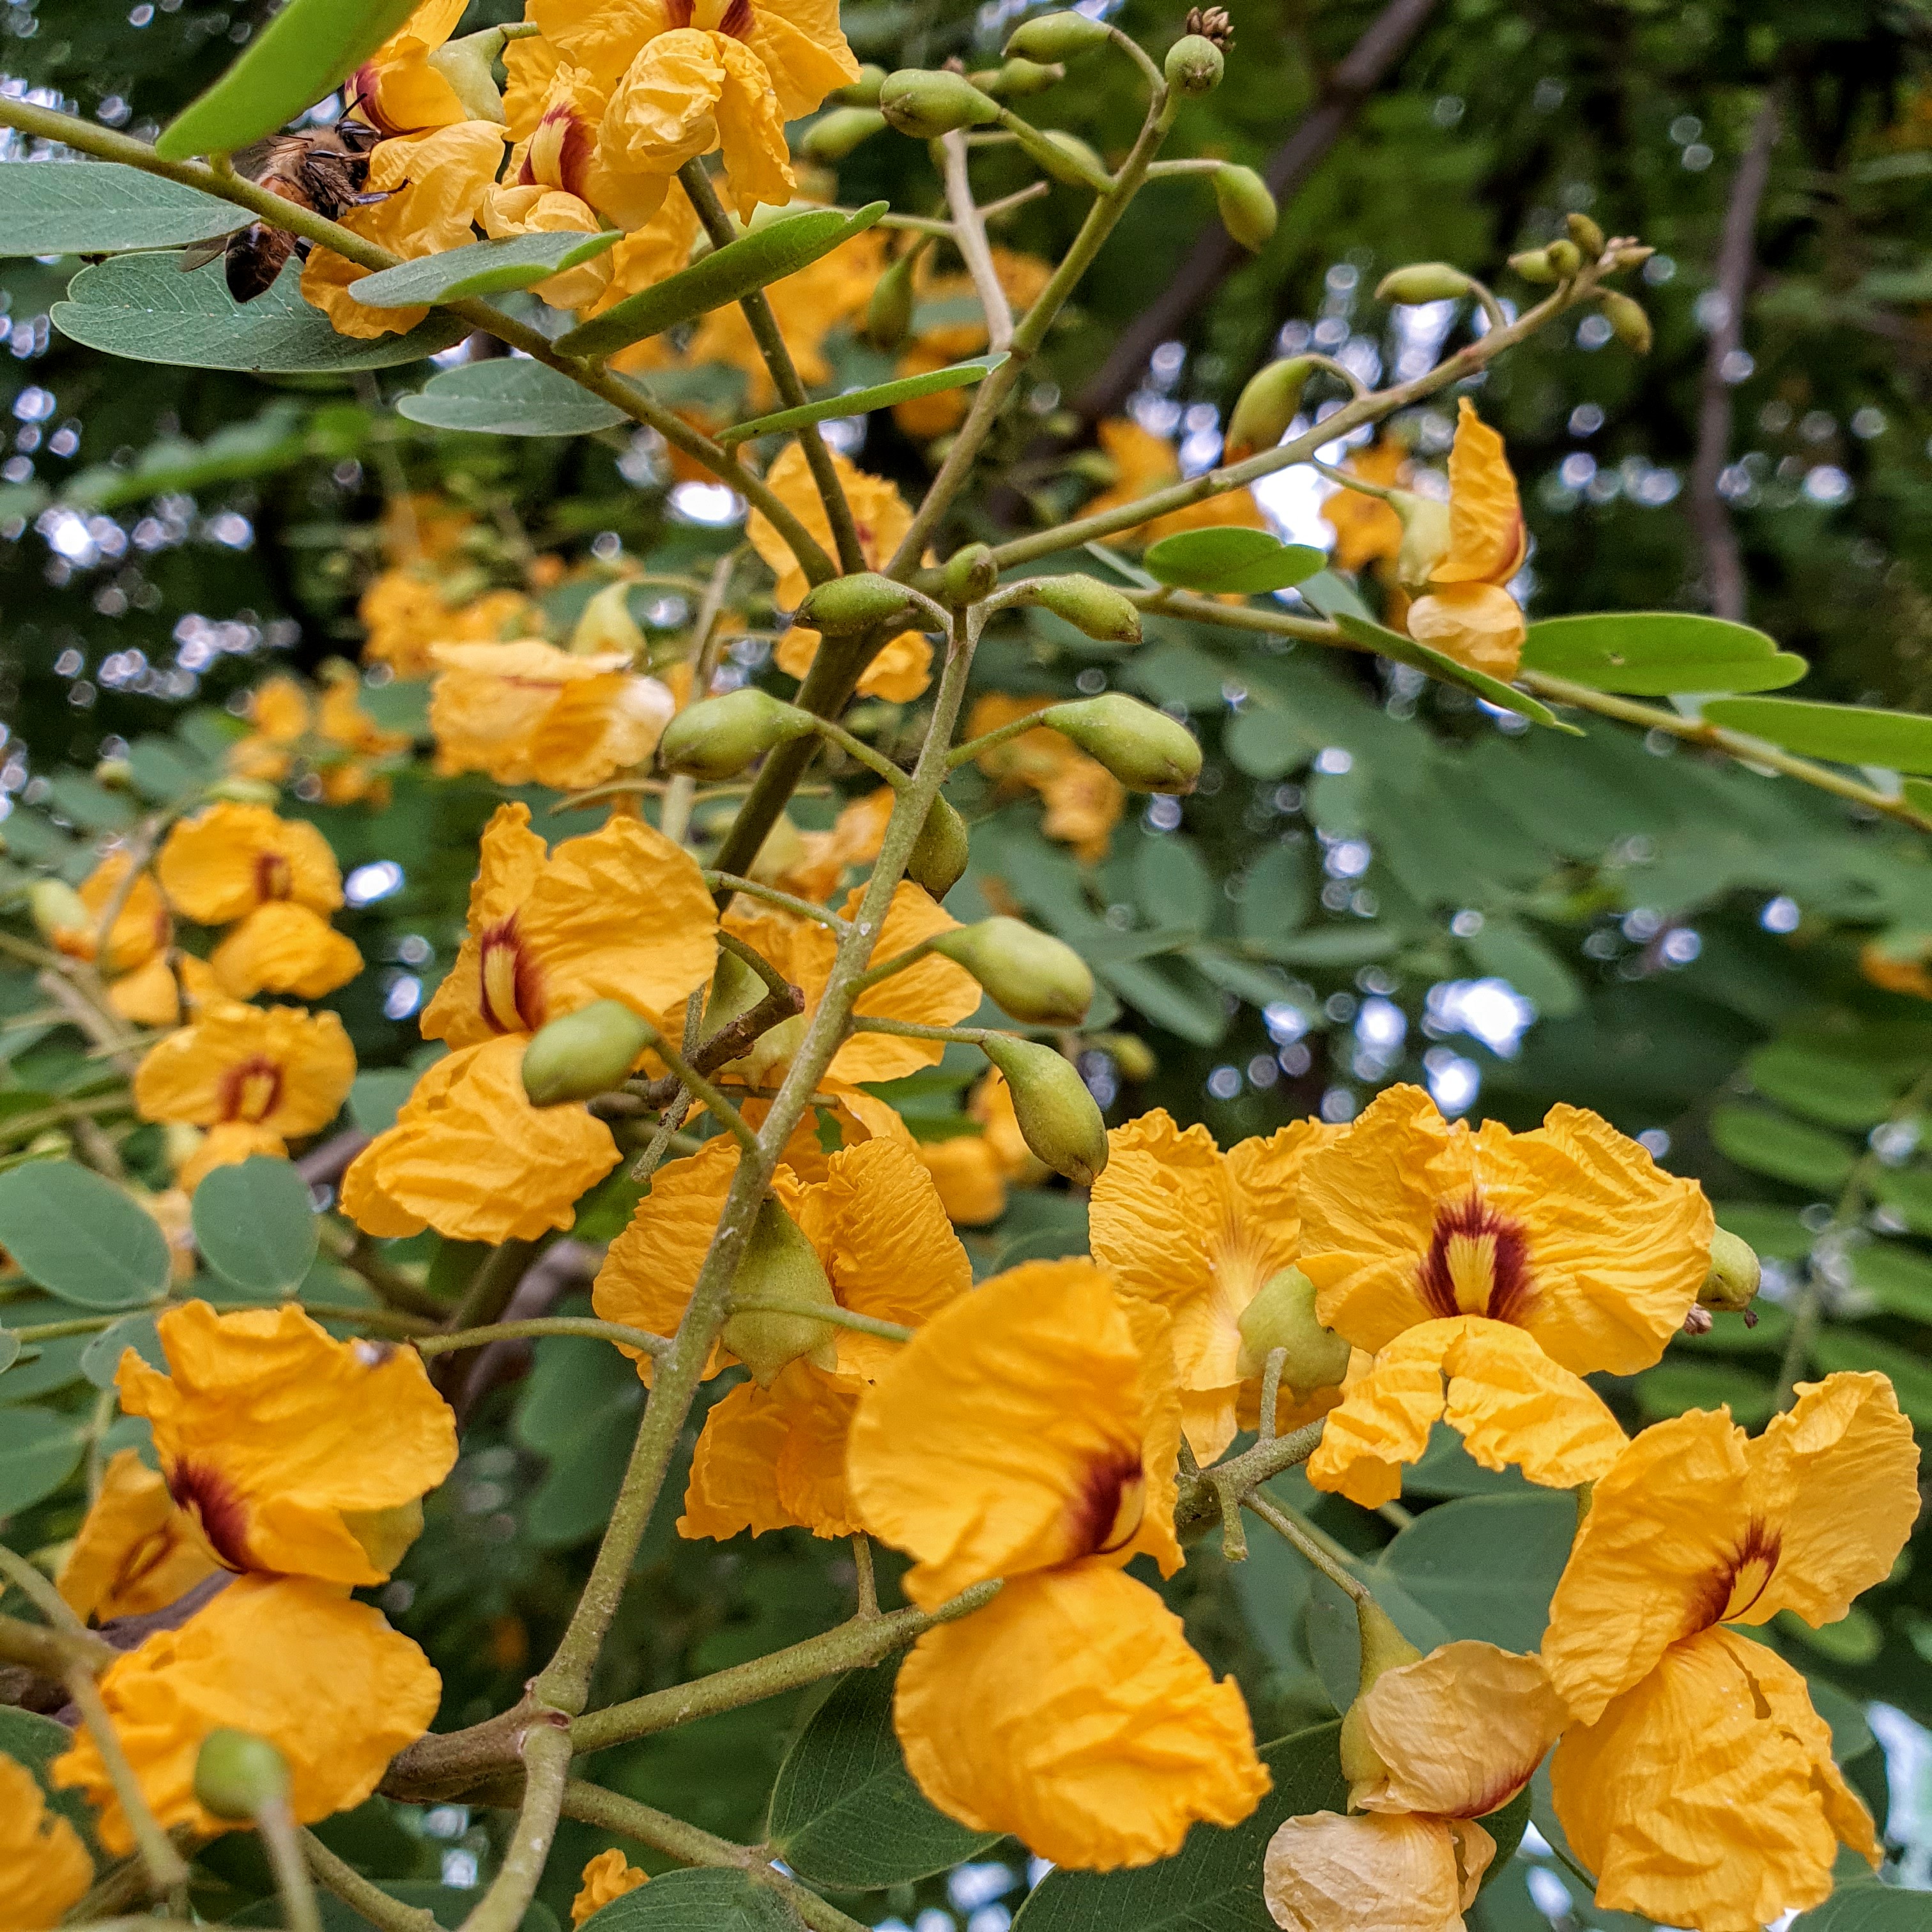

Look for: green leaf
[0,1160,171,1309]
[0,1333,17,1376]
[1777,1603,1884,1666]
[1377,1492,1579,1654]
[581,1868,794,1932]
[1713,1202,1814,1261]
[351,229,624,309]
[556,204,890,357]
[1904,776,1932,820]
[1237,843,1312,944]
[1709,1105,1856,1191]
[1254,926,1400,968]
[0,1405,88,1513]
[1520,612,1807,696]
[766,1661,999,1887]
[1133,836,1215,933]
[356,678,432,735]
[1702,696,1932,774]
[191,1155,319,1295]
[0,161,244,256]
[1851,1240,1932,1322]
[1332,612,1577,733]
[126,736,212,802]
[155,0,422,160]
[1404,1423,1531,1498]
[719,354,1006,445]
[81,1312,164,1389]
[1634,1360,1775,1427]
[54,252,467,373]
[396,360,632,437]
[0,1704,101,1850]
[349,1068,417,1136]
[1013,1722,1349,1932]
[1462,916,1582,1018]
[1809,1328,1932,1425]
[1746,1043,1899,1130]
[1792,1886,1932,1930]
[0,1300,89,1403]
[234,1882,558,1932]
[46,772,135,833]
[1871,1163,1932,1237]
[1142,527,1327,595]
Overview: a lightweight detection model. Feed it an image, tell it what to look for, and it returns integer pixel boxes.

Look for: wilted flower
[571,1850,647,1926]
[1403,400,1526,678]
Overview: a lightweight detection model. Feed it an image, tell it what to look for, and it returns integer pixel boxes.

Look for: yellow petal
[895,1566,1269,1869]
[0,1752,92,1930]
[106,951,187,1029]
[740,0,860,119]
[55,853,171,974]
[914,1133,1008,1226]
[571,1849,647,1926]
[1305,1321,1453,1509]
[599,29,726,181]
[1439,1317,1627,1489]
[158,802,343,921]
[832,882,978,1085]
[678,1363,862,1540]
[56,1446,220,1625]
[211,903,363,1001]
[1432,399,1525,586]
[525,673,677,790]
[776,626,933,703]
[713,36,794,219]
[1263,1810,1478,1932]
[179,1122,291,1196]
[1405,582,1524,681]
[749,443,912,611]
[135,1002,355,1138]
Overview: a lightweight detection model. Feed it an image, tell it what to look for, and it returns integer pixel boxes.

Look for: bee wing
[178,232,243,273]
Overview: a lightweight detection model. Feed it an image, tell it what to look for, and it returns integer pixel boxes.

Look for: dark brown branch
[624,985,805,1111]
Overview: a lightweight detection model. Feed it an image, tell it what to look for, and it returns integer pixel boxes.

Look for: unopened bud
[1507,247,1558,284]
[1004,8,1110,60]
[906,793,970,899]
[569,579,645,657]
[803,106,889,162]
[1565,211,1606,259]
[1224,355,1314,461]
[658,689,815,781]
[978,1035,1108,1187]
[972,57,1064,98]
[1027,573,1142,645]
[834,64,888,106]
[1698,1227,1761,1315]
[795,571,919,635]
[1339,1596,1423,1793]
[1094,1031,1156,1082]
[29,878,89,941]
[721,1194,839,1386]
[1375,262,1473,304]
[194,1728,291,1821]
[931,916,1094,1025]
[427,29,509,125]
[878,68,1002,139]
[1605,243,1654,274]
[1544,238,1582,279]
[1041,693,1200,793]
[1235,1267,1351,1388]
[209,777,282,804]
[1165,33,1224,94]
[1393,491,1453,590]
[1033,128,1110,189]
[703,947,765,1035]
[1213,164,1276,252]
[941,542,999,605]
[521,1000,656,1106]
[94,757,134,791]
[865,247,918,349]
[1600,290,1653,354]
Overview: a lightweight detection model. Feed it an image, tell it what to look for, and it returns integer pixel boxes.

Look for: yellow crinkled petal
[741,0,860,120]
[1305,1321,1453,1508]
[711,34,794,218]
[774,625,933,703]
[158,801,342,920]
[599,29,726,181]
[1440,1317,1627,1489]
[1405,582,1524,681]
[57,1446,220,1625]
[1263,1810,1485,1932]
[107,952,187,1029]
[916,1134,1008,1226]
[480,183,613,310]
[679,1363,862,1540]
[1549,1625,1846,1932]
[52,1574,439,1856]
[529,0,675,89]
[503,29,562,137]
[848,1259,1179,1608]
[57,854,170,975]
[0,1752,92,1931]
[895,1566,1269,1869]
[1541,1406,1749,1726]
[525,673,677,792]
[180,1122,289,1196]
[428,640,630,786]
[1433,399,1525,586]
[833,883,977,1085]
[211,903,363,1001]
[571,1850,647,1927]
[134,1002,355,1137]
[1354,1640,1565,1818]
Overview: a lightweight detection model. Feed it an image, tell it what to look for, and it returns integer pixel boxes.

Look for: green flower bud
[1234,1266,1351,1388]
[1508,247,1558,284]
[521,999,656,1106]
[1375,261,1474,305]
[932,916,1094,1025]
[568,579,645,657]
[1026,572,1142,645]
[657,688,816,781]
[940,541,999,605]
[865,246,919,349]
[1224,355,1314,461]
[1034,128,1111,190]
[972,56,1065,98]
[878,68,1002,139]
[29,878,89,940]
[906,793,970,899]
[1094,1031,1156,1082]
[1605,243,1654,275]
[194,1728,291,1821]
[1698,1227,1761,1314]
[1165,33,1224,95]
[1392,490,1453,590]
[795,570,919,635]
[1004,9,1111,61]
[208,776,283,804]
[1545,238,1582,279]
[1213,164,1277,252]
[427,29,510,126]
[1041,693,1201,793]
[834,64,888,106]
[1600,289,1653,354]
[1338,1596,1423,1793]
[1565,210,1606,259]
[978,1035,1109,1187]
[722,1193,839,1386]
[703,946,765,1036]
[94,756,135,791]
[802,106,889,162]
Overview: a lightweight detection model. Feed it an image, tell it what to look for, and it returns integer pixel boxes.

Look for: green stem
[445,1238,540,1335]
[455,1716,571,1932]
[1243,1491,1372,1606]
[301,1830,441,1932]
[258,1800,323,1932]
[726,1299,911,1344]
[661,551,741,848]
[716,928,793,998]
[0,1607,117,1675]
[0,1541,88,1639]
[65,1664,191,1896]
[413,1317,670,1359]
[700,873,850,929]
[808,713,912,789]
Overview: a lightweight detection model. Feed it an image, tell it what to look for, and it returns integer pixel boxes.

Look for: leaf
[155,0,423,160]
[81,1312,164,1390]
[556,204,890,357]
[126,736,211,802]
[1404,1423,1531,1498]
[1142,527,1327,595]
[1808,1328,1932,1426]
[1709,1105,1855,1192]
[0,1333,17,1376]
[581,1868,795,1932]
[351,229,624,309]
[719,354,1007,446]
[396,360,632,436]
[1520,612,1807,696]
[0,160,245,256]
[356,678,432,734]
[0,1160,171,1309]
[1634,1360,1775,1428]
[1747,1043,1899,1131]
[0,1405,88,1513]
[1702,696,1932,774]
[0,1300,90,1404]
[46,772,135,832]
[54,252,467,373]
[0,1705,101,1850]
[1237,843,1312,945]
[1462,916,1581,1018]
[192,1155,319,1295]
[349,1068,417,1136]
[1777,1603,1884,1666]
[1376,1492,1579,1654]
[1254,926,1399,968]
[1713,1202,1814,1261]
[766,1661,999,1887]
[1332,612,1577,732]
[1133,836,1215,933]
[1792,1887,1932,1930]
[1012,1722,1349,1932]
[234,1882,558,1932]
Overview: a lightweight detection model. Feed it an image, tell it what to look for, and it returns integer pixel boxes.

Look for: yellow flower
[1542,1374,1919,1931]
[302,120,508,340]
[212,903,364,1001]
[419,802,716,1047]
[1404,399,1526,679]
[346,0,471,136]
[317,664,410,759]
[0,1753,91,1932]
[774,622,931,703]
[1091,1109,1347,1461]
[571,1850,648,1926]
[1082,418,1268,546]
[49,851,171,977]
[429,640,676,790]
[965,693,1124,864]
[118,1300,457,1584]
[1860,934,1932,999]
[52,1574,440,1856]
[176,1119,293,1195]
[361,572,537,678]
[1298,1084,1712,1506]
[159,801,343,923]
[915,1069,1043,1226]
[57,1446,222,1625]
[1321,438,1409,574]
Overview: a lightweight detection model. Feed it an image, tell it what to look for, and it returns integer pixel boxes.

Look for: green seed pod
[878,68,1002,139]
[194,1728,291,1821]
[1698,1227,1761,1314]
[1041,693,1202,794]
[1004,9,1111,60]
[1545,237,1582,279]
[972,57,1065,98]
[1338,1597,1423,1794]
[932,916,1094,1025]
[1224,355,1314,461]
[721,1194,839,1386]
[1565,210,1606,259]
[802,106,889,162]
[568,579,645,657]
[978,1035,1109,1187]
[427,29,509,125]
[1375,261,1474,305]
[1034,128,1111,189]
[657,688,816,781]
[1094,1031,1156,1082]
[1600,289,1653,354]
[1393,491,1453,590]
[1507,247,1558,284]
[1165,33,1224,95]
[521,999,656,1106]
[1235,1266,1352,1388]
[1213,164,1277,252]
[834,63,888,107]
[906,792,971,899]
[28,878,89,940]
[795,570,919,635]
[865,245,919,349]
[941,541,999,605]
[1027,573,1142,645]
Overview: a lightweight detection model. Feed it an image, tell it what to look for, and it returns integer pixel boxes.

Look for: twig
[259,1798,323,1932]
[0,1540,89,1639]
[661,550,742,848]
[413,1317,670,1358]
[301,1830,441,1932]
[851,1535,879,1620]
[726,1299,912,1344]
[940,130,1013,352]
[1243,1491,1373,1606]
[700,873,850,928]
[0,1608,118,1675]
[454,1714,571,1932]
